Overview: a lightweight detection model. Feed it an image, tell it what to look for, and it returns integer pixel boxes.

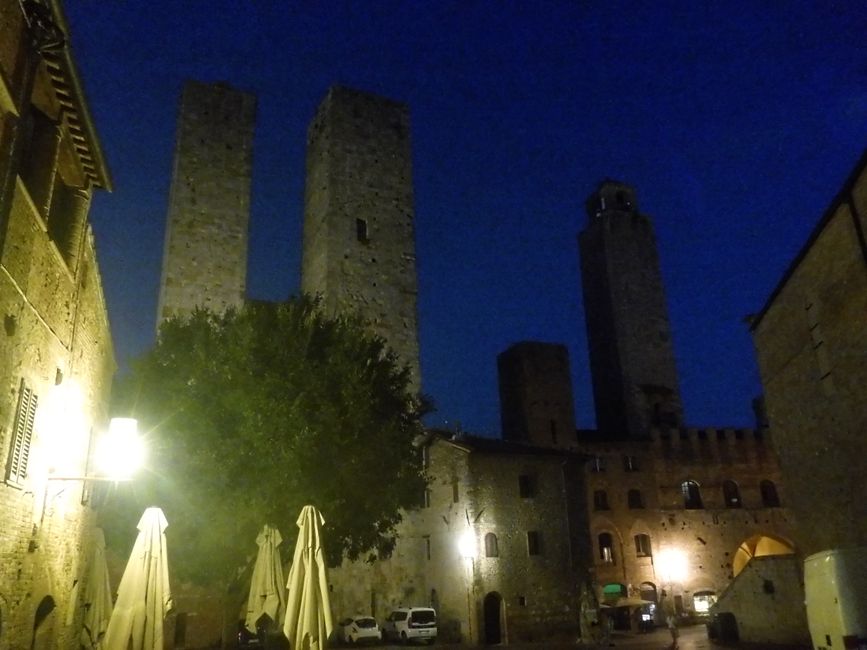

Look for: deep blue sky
[65,2,867,436]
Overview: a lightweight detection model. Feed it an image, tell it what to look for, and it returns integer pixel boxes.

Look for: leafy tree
[102,298,427,590]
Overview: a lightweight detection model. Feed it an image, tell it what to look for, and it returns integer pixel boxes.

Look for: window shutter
[7,381,37,486]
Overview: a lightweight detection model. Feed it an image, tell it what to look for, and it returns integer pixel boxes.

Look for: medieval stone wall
[751,150,867,556]
[157,80,255,326]
[0,1,114,647]
[301,86,420,390]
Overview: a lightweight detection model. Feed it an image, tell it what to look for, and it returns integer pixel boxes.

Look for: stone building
[750,148,867,557]
[0,1,115,647]
[301,86,421,389]
[497,342,796,626]
[579,181,683,438]
[157,80,256,327]
[328,431,591,645]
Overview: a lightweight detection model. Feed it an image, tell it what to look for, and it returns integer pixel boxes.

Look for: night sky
[63,2,867,436]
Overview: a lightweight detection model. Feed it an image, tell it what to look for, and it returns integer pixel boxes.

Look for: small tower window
[485,533,499,558]
[760,480,781,507]
[518,474,537,498]
[356,218,369,243]
[593,490,610,511]
[627,489,644,509]
[634,534,652,558]
[723,480,742,508]
[598,533,615,564]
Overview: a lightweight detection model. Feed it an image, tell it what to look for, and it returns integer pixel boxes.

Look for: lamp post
[656,548,688,619]
[458,530,477,644]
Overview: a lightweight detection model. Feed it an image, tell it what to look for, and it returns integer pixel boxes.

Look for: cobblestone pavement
[375,623,811,650]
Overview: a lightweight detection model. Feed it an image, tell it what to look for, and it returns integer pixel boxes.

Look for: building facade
[301,86,421,389]
[750,148,867,556]
[579,181,683,438]
[157,80,256,327]
[0,1,115,647]
[328,432,591,645]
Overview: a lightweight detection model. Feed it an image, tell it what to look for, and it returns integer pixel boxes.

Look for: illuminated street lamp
[656,548,688,616]
[48,417,144,483]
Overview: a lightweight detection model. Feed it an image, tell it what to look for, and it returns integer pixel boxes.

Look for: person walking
[666,614,679,649]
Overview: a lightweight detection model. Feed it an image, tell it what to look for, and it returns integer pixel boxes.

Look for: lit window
[623,455,639,472]
[598,532,615,564]
[723,480,742,508]
[693,591,716,613]
[590,456,606,472]
[634,534,652,558]
[681,480,703,509]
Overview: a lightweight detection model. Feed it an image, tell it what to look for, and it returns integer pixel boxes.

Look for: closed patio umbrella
[282,506,333,650]
[245,524,286,633]
[81,528,113,649]
[103,507,172,650]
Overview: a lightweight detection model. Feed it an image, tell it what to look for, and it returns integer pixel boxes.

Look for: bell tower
[579,181,682,438]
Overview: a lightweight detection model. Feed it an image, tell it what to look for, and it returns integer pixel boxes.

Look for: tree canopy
[103,298,427,587]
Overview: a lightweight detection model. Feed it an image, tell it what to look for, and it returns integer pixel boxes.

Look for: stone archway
[483,591,503,645]
[732,534,795,576]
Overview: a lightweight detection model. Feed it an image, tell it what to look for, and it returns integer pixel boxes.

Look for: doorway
[483,592,503,644]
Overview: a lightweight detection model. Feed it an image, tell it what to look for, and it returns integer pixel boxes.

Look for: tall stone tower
[157,80,256,327]
[579,181,682,438]
[498,342,577,449]
[301,86,420,389]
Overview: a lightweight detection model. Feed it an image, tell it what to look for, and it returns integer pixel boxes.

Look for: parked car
[382,607,437,645]
[338,615,382,645]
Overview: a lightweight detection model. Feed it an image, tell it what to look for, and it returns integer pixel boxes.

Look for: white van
[383,607,437,644]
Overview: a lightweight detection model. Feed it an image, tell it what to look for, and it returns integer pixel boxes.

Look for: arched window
[723,480,742,508]
[593,489,610,511]
[598,532,615,564]
[760,480,781,507]
[681,480,703,509]
[634,534,652,558]
[627,489,644,509]
[484,533,499,558]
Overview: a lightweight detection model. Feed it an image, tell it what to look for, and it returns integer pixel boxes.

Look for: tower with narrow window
[157,80,256,327]
[579,181,682,438]
[301,86,420,389]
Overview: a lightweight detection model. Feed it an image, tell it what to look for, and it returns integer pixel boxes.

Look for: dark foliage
[102,298,427,588]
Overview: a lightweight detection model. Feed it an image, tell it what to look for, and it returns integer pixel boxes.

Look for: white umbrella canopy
[81,528,113,649]
[103,507,173,650]
[245,524,286,634]
[282,506,333,650]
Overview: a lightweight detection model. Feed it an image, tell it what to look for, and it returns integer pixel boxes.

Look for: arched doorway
[483,592,503,645]
[732,534,795,576]
[31,596,56,650]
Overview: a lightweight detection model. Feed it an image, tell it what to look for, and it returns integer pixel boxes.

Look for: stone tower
[498,342,577,449]
[157,80,256,327]
[301,86,420,389]
[579,181,682,438]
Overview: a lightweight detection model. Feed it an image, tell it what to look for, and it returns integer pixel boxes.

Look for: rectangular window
[451,479,459,503]
[518,474,537,499]
[424,536,431,561]
[423,488,431,508]
[634,534,652,558]
[590,456,605,472]
[7,380,37,486]
[356,218,369,243]
[623,455,639,472]
[527,531,542,556]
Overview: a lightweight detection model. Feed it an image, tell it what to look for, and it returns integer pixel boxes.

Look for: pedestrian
[666,614,679,649]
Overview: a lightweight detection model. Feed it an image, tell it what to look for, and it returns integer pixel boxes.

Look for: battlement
[650,426,771,463]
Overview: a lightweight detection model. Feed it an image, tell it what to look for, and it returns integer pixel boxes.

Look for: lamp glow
[94,418,143,480]
[657,549,688,583]
[458,531,477,559]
